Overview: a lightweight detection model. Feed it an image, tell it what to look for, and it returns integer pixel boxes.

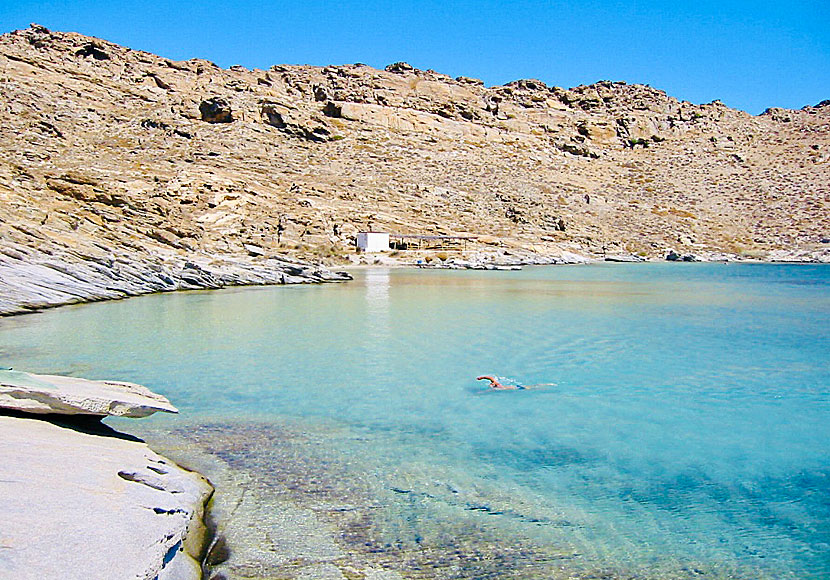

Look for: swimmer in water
[476,375,525,390]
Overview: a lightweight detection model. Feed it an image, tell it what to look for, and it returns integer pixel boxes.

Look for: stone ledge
[0,370,178,417]
[0,414,213,580]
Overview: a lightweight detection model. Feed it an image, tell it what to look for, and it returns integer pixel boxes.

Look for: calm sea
[2,263,828,579]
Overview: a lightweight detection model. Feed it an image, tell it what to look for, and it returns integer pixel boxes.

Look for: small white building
[356,232,390,253]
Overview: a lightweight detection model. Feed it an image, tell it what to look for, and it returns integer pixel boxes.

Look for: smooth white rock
[0,415,213,580]
[0,370,178,417]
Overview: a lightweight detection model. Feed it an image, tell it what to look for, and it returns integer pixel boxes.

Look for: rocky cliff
[1,24,828,311]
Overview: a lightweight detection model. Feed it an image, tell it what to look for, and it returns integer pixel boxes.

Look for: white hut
[356,232,390,253]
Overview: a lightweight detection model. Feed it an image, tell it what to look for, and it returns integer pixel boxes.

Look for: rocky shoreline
[0,248,352,317]
[3,247,828,318]
[348,246,830,271]
[0,370,214,580]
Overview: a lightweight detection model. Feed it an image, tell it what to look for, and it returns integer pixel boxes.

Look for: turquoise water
[2,264,829,578]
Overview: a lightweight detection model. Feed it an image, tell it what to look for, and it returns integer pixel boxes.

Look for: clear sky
[2,0,828,114]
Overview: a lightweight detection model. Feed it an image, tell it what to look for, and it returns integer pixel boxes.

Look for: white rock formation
[0,414,212,580]
[0,370,178,417]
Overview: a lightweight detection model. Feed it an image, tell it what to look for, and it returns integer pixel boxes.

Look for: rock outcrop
[0,248,351,316]
[199,97,233,123]
[0,372,213,580]
[0,369,178,416]
[0,415,212,580]
[0,23,827,314]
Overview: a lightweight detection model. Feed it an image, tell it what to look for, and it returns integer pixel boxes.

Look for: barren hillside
[1,24,828,312]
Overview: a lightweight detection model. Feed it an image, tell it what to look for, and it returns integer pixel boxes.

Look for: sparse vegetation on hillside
[0,23,827,312]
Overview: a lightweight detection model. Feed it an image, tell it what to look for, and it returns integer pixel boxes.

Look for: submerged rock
[0,370,178,417]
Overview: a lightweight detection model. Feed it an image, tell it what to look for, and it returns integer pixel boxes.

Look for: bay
[2,263,828,579]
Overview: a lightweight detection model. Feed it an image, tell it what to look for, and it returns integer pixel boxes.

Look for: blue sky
[2,0,828,114]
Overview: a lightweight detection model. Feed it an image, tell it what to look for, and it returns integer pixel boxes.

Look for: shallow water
[2,263,829,578]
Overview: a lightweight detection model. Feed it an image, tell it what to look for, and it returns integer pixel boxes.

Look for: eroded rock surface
[0,415,212,580]
[0,369,178,417]
[0,249,351,316]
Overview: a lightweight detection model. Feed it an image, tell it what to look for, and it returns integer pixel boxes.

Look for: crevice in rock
[118,470,168,491]
[148,506,187,515]
[161,539,182,567]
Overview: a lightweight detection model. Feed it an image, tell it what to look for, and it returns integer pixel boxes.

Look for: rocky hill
[1,24,828,312]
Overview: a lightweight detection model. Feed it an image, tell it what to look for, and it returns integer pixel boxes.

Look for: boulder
[75,42,110,60]
[0,370,178,417]
[0,414,212,580]
[555,140,600,159]
[666,250,699,262]
[385,62,414,74]
[576,120,618,144]
[199,97,233,123]
[260,102,288,128]
[260,102,332,141]
[455,76,484,86]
